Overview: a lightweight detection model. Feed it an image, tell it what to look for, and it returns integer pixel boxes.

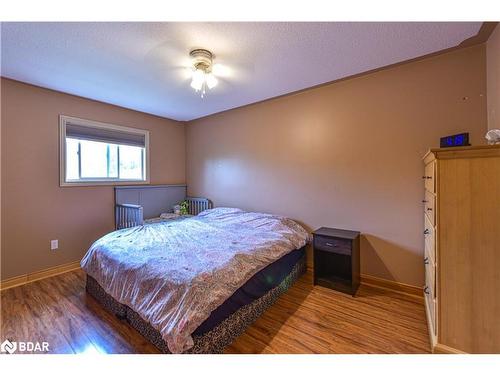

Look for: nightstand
[313,227,360,296]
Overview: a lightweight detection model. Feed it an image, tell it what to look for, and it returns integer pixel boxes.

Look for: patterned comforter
[81,207,309,353]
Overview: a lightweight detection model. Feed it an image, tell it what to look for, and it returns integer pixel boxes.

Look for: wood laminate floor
[0,270,431,354]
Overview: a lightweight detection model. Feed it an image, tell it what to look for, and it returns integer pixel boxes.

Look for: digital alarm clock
[440,132,470,148]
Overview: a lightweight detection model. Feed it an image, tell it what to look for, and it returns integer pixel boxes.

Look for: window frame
[59,115,150,187]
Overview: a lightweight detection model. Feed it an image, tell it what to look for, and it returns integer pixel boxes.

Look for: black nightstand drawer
[314,236,351,255]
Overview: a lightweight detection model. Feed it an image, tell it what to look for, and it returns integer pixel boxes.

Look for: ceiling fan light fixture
[190,68,205,90]
[206,73,218,89]
[189,49,218,97]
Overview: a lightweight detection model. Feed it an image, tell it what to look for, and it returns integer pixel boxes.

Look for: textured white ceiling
[1,22,482,121]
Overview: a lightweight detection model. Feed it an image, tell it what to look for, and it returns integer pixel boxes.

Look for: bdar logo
[1,339,17,354]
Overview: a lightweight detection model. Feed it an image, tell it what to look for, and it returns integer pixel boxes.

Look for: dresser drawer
[424,268,437,335]
[314,236,351,255]
[425,288,437,335]
[425,240,436,268]
[424,214,436,263]
[424,256,436,298]
[423,190,435,225]
[423,161,435,193]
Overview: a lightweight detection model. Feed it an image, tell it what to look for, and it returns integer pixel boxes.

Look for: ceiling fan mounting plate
[190,49,214,71]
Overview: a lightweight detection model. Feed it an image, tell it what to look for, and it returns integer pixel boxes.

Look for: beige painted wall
[1,78,186,280]
[487,25,500,130]
[186,45,488,287]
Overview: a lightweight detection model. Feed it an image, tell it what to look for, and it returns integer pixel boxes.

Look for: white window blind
[65,122,146,147]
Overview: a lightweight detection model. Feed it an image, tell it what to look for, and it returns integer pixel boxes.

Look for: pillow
[197,207,243,218]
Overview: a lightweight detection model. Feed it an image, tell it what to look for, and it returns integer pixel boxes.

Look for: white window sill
[60,180,150,187]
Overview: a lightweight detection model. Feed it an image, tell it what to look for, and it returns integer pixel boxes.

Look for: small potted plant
[179,200,189,215]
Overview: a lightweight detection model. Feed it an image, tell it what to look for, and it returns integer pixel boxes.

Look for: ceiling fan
[144,39,253,99]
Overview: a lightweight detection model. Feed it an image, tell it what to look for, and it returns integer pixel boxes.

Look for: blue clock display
[440,133,470,148]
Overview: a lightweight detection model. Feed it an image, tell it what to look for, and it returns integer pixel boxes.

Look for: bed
[81,207,309,353]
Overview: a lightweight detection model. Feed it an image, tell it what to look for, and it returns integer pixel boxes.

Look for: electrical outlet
[50,239,59,250]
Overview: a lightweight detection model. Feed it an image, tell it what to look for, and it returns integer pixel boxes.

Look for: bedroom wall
[186,44,488,287]
[1,78,186,280]
[487,24,500,130]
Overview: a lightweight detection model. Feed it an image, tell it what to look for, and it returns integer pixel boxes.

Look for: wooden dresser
[422,145,500,354]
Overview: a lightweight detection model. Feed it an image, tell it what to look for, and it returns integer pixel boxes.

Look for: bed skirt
[85,254,306,354]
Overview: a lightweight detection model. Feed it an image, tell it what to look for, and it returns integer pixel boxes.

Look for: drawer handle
[325,242,338,247]
[426,207,433,211]
[422,176,432,180]
[424,257,430,265]
[423,229,430,235]
[424,286,430,295]
[422,200,428,203]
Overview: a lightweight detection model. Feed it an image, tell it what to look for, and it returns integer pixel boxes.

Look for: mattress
[81,207,309,353]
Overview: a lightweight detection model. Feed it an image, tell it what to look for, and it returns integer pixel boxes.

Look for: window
[60,116,149,186]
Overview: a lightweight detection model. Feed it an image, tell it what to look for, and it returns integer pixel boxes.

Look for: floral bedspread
[81,207,309,353]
